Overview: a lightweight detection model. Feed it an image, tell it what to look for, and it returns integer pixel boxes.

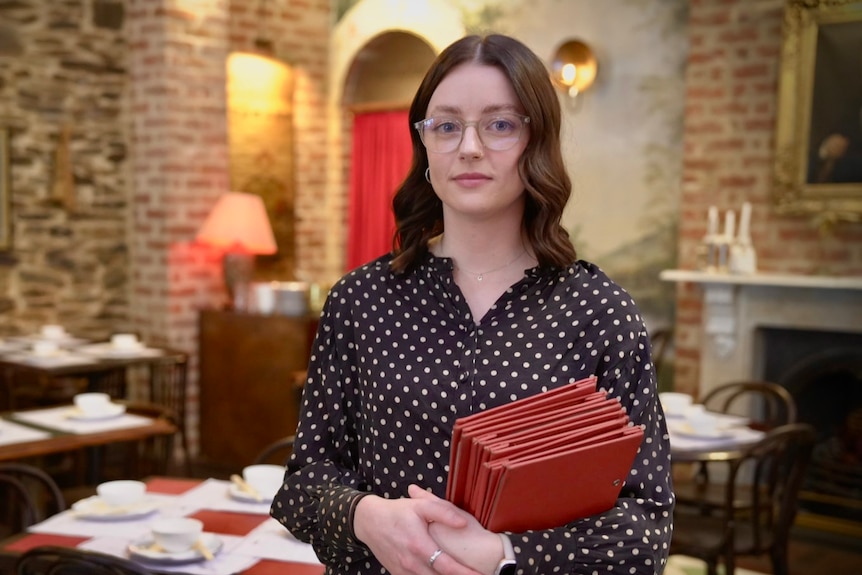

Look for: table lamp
[196,191,277,309]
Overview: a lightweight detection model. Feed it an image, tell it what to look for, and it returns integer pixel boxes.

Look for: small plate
[77,343,162,359]
[66,403,127,421]
[128,532,222,564]
[227,483,270,503]
[72,496,159,521]
[669,421,732,440]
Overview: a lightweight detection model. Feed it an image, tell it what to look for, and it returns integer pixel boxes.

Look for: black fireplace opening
[760,327,862,528]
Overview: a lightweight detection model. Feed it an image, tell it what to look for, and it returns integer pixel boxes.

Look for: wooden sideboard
[198,310,316,470]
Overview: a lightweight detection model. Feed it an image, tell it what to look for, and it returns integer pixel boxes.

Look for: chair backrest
[144,352,190,473]
[254,435,296,465]
[147,353,188,434]
[701,380,797,430]
[649,327,674,386]
[0,463,66,538]
[16,545,153,575]
[121,400,179,477]
[727,422,816,556]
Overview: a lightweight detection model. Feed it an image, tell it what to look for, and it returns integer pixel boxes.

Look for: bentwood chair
[670,423,817,575]
[648,326,674,389]
[253,435,296,466]
[0,463,66,539]
[97,352,190,475]
[77,400,179,488]
[674,380,797,510]
[699,380,796,431]
[118,400,180,477]
[145,353,190,474]
[16,545,153,575]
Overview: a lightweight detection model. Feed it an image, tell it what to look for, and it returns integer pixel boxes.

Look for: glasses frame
[413,114,531,154]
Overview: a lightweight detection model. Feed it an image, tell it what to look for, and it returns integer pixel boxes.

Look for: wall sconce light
[196,191,277,310]
[550,39,598,104]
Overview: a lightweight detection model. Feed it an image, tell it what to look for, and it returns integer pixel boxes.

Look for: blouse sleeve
[505,321,675,575]
[270,292,375,566]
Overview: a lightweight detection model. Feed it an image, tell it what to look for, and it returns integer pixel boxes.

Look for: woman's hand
[353,486,484,575]
[408,485,505,575]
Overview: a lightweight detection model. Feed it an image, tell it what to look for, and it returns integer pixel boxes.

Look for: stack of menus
[445,376,644,532]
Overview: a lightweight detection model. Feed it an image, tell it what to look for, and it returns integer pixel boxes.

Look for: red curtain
[347,110,412,271]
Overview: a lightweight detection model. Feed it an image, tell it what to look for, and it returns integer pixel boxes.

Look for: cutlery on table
[194,539,215,561]
[230,474,263,501]
[141,540,213,561]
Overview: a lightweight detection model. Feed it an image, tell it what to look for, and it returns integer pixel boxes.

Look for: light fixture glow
[197,191,277,310]
[550,40,598,105]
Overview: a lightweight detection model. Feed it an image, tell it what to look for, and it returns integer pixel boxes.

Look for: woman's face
[423,62,529,222]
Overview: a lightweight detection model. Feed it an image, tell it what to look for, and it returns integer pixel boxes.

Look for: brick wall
[226,0,332,284]
[674,0,862,395]
[125,0,330,454]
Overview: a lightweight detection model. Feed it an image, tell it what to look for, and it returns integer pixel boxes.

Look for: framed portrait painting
[773,0,862,223]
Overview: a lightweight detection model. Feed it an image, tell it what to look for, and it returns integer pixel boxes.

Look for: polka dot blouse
[271,254,674,575]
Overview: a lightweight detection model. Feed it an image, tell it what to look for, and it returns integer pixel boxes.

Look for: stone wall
[0,0,129,337]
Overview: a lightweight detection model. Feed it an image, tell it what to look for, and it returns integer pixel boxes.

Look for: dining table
[0,334,187,411]
[0,401,176,464]
[666,408,766,463]
[0,401,178,487]
[0,475,325,575]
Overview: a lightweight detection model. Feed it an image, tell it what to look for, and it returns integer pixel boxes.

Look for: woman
[272,34,674,575]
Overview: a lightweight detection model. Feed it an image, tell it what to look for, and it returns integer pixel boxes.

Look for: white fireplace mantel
[660,269,862,291]
[660,269,862,395]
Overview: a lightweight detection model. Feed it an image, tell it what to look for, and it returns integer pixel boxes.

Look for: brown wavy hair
[390,34,577,274]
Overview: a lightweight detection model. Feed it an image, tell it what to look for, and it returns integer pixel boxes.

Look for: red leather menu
[446,376,644,532]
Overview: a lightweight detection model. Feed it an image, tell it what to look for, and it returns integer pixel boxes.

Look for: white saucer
[128,532,222,564]
[77,343,162,359]
[72,495,159,521]
[67,403,127,421]
[227,483,270,503]
[669,421,733,440]
[10,334,90,347]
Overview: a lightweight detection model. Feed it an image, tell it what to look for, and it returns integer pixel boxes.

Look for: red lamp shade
[196,191,277,255]
[197,191,277,310]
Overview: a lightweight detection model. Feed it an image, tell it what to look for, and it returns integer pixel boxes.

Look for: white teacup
[40,324,67,340]
[32,340,60,357]
[151,517,203,553]
[242,464,284,499]
[684,404,720,435]
[111,333,141,350]
[97,480,146,508]
[658,392,693,416]
[74,392,112,415]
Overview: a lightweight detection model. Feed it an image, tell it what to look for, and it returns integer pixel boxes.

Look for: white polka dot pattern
[271,255,674,574]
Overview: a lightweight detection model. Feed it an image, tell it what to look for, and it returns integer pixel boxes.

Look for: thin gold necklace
[454,249,527,281]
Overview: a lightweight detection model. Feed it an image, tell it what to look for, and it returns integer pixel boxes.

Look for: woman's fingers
[407,484,469,528]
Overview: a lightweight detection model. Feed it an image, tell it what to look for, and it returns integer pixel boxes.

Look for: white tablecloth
[28,478,321,575]
[11,406,155,435]
[0,418,52,446]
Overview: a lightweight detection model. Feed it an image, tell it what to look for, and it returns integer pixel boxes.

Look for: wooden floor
[734,525,862,574]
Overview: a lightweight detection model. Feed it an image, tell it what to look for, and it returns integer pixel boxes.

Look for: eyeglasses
[413,114,530,154]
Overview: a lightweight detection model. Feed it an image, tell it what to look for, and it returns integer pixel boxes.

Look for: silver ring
[429,548,443,567]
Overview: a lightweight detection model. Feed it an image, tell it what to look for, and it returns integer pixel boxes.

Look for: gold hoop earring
[425,168,431,183]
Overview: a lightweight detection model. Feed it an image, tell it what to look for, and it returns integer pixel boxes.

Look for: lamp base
[222,252,255,310]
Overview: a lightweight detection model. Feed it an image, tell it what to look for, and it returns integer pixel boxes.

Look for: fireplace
[661,269,862,535]
[761,327,862,528]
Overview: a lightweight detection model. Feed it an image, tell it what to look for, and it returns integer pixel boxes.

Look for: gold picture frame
[773,0,862,224]
[0,128,9,250]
